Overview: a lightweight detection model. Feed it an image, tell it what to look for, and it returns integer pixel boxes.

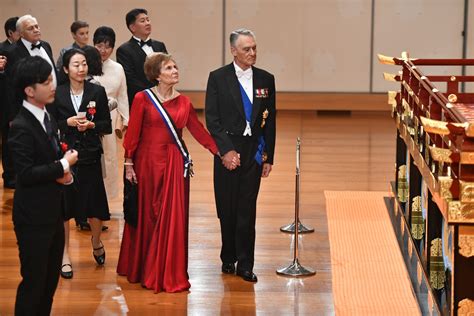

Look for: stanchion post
[277,137,316,277]
[280,138,314,234]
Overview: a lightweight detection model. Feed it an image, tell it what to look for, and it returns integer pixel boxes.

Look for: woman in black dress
[48,48,111,278]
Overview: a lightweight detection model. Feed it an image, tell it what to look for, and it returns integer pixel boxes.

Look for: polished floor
[0,110,395,315]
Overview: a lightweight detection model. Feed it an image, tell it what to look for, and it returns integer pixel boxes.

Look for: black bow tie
[31,42,42,50]
[137,39,152,47]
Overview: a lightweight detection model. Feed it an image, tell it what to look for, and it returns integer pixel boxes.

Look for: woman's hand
[76,120,95,132]
[67,116,80,127]
[125,165,137,184]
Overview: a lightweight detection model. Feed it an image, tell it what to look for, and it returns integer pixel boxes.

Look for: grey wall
[0,0,470,92]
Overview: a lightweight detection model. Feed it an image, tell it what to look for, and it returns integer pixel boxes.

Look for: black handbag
[123,177,138,227]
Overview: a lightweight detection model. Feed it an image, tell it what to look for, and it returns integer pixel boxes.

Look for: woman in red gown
[117,53,218,292]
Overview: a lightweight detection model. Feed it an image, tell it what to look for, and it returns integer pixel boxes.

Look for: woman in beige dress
[92,26,129,199]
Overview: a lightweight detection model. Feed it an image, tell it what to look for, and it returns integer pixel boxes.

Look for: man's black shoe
[221,263,235,274]
[236,270,258,282]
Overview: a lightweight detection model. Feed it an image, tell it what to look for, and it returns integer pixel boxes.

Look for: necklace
[70,89,83,113]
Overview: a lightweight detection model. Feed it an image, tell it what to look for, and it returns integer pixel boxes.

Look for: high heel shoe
[76,221,91,231]
[60,263,73,279]
[91,237,106,265]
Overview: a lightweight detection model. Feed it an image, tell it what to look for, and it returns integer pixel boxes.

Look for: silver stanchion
[276,137,316,277]
[280,138,314,234]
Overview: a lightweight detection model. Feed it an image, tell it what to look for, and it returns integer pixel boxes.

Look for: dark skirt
[63,160,110,221]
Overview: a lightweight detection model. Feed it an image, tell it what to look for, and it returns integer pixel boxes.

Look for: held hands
[67,116,95,131]
[56,171,73,184]
[221,150,240,171]
[63,149,78,166]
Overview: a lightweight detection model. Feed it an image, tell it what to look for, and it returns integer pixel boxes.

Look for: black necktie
[138,39,152,47]
[43,113,60,154]
[31,42,42,50]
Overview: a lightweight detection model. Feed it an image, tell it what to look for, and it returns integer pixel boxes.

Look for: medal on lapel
[261,109,269,128]
[255,88,269,98]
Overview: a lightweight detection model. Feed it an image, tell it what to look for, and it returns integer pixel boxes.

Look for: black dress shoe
[236,270,258,282]
[60,263,73,279]
[76,221,91,231]
[92,237,106,265]
[222,263,235,274]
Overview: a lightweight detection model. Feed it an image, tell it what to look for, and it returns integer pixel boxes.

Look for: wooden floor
[0,110,395,315]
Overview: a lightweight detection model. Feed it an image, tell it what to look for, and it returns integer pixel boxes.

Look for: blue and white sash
[144,89,193,177]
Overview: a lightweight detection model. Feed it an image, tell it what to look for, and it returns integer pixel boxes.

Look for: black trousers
[14,219,65,316]
[214,136,262,272]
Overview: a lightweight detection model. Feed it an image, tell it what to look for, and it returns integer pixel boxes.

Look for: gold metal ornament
[261,152,268,162]
[398,165,409,203]
[429,238,445,290]
[460,181,474,203]
[458,235,474,258]
[377,53,395,65]
[438,177,453,200]
[383,73,397,82]
[261,109,269,128]
[411,196,424,240]
[448,94,458,103]
[458,299,474,316]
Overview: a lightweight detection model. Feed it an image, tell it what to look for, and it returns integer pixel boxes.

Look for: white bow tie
[236,68,252,80]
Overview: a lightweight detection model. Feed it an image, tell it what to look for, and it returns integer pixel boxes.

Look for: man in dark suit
[0,16,19,188]
[8,56,78,315]
[3,15,57,189]
[205,29,276,282]
[116,8,167,107]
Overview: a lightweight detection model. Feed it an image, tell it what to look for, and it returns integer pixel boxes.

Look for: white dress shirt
[132,36,153,56]
[22,100,70,174]
[234,62,253,136]
[21,38,57,87]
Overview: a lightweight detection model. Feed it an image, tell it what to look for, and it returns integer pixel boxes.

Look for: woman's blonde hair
[144,52,174,83]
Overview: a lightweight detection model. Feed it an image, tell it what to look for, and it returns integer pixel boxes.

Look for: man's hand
[56,171,73,184]
[221,150,240,170]
[0,55,7,71]
[261,163,272,178]
[63,149,78,166]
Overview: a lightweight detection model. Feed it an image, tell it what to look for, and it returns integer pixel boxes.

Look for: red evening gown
[117,91,218,293]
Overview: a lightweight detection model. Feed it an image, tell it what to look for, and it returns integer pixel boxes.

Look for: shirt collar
[234,62,253,79]
[132,35,151,43]
[21,37,40,50]
[22,100,48,126]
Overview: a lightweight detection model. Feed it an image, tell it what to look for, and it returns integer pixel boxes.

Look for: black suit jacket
[8,106,65,225]
[205,63,276,164]
[48,81,112,164]
[0,40,12,126]
[116,37,167,106]
[4,39,56,121]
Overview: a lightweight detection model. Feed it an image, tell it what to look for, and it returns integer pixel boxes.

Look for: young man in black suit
[3,15,57,189]
[8,56,78,315]
[205,29,276,282]
[116,8,167,107]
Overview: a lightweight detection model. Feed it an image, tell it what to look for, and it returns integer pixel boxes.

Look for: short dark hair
[14,56,52,100]
[62,48,85,71]
[82,46,103,76]
[93,26,116,48]
[70,20,89,34]
[4,16,19,38]
[125,8,148,30]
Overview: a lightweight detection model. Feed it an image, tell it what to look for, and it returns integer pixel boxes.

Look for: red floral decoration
[60,142,68,153]
[88,107,96,116]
